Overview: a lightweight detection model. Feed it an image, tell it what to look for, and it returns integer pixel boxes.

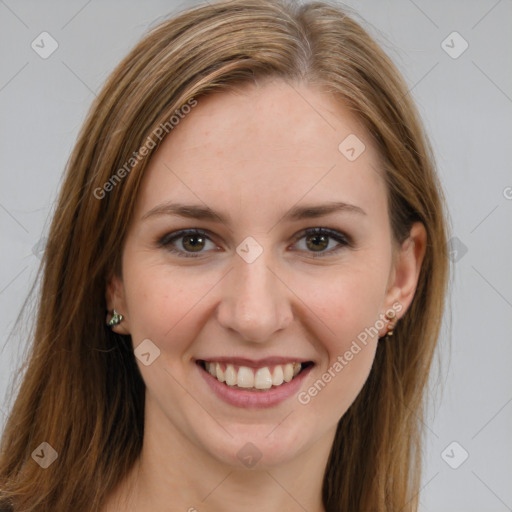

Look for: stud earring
[384,310,397,337]
[108,309,124,328]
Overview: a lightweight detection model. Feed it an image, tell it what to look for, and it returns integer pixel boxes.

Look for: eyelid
[291,227,353,248]
[158,228,211,247]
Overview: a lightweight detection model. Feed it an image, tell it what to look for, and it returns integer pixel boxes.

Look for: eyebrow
[142,201,366,224]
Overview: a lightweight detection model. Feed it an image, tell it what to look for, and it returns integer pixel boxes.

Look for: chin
[197,420,312,470]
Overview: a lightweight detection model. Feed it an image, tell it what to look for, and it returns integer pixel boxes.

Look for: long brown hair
[0,0,449,510]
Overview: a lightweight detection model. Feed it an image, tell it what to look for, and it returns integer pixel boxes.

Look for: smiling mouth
[197,360,314,391]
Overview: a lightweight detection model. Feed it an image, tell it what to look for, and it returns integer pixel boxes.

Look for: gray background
[1,1,511,511]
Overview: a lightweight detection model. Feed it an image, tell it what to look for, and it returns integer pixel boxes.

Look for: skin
[103,77,426,512]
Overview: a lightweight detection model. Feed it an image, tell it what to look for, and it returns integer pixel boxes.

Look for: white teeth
[204,361,304,389]
[237,366,254,388]
[272,365,284,386]
[225,364,237,386]
[216,362,225,382]
[283,363,294,382]
[254,367,273,390]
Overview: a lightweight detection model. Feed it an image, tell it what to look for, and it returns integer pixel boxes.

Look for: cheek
[122,257,218,356]
[297,286,381,419]
[305,261,388,344]
[298,261,387,403]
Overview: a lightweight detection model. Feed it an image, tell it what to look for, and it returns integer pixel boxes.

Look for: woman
[0,0,449,510]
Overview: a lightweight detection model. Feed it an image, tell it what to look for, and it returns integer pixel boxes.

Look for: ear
[379,222,427,336]
[105,272,131,335]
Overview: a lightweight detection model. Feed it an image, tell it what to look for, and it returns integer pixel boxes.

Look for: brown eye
[181,234,206,252]
[158,229,217,258]
[293,227,352,258]
[305,233,330,252]
[158,227,352,259]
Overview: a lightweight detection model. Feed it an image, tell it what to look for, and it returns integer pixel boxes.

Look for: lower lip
[197,362,314,408]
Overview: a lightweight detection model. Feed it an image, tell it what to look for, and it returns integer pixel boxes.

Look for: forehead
[135,79,387,225]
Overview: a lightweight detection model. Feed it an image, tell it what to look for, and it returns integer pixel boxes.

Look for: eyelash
[157,227,353,259]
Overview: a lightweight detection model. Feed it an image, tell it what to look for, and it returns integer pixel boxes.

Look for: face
[107,78,425,470]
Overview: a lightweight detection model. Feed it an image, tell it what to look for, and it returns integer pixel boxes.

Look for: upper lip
[197,356,313,368]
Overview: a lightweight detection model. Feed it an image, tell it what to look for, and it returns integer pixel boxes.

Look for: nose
[216,249,293,343]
